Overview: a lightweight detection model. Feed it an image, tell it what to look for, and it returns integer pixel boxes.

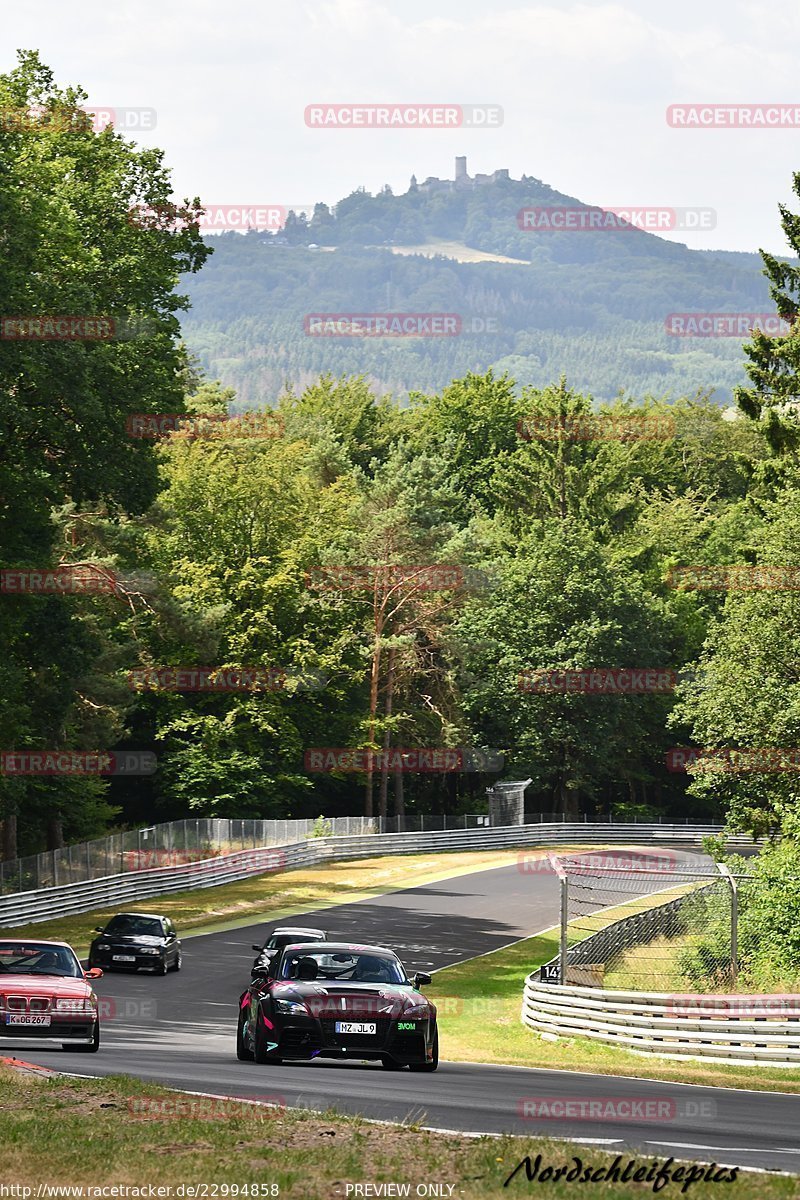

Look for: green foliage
[180,178,774,404]
[308,815,334,839]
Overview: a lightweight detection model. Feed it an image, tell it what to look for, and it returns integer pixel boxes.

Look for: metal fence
[0,816,377,896]
[542,851,765,990]
[0,811,707,896]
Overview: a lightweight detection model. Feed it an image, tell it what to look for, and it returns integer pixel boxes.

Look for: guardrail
[521,977,800,1066]
[0,822,749,929]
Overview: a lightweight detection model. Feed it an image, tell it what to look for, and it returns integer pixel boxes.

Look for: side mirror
[93,927,105,934]
[413,972,432,988]
[250,967,271,981]
[251,944,263,953]
[85,968,103,980]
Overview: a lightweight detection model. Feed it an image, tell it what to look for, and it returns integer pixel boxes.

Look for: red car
[0,939,102,1052]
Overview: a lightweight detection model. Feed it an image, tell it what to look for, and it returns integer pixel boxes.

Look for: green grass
[0,1066,794,1198]
[429,929,800,1093]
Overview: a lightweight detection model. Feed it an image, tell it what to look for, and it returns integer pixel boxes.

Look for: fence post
[717,862,738,988]
[549,853,568,985]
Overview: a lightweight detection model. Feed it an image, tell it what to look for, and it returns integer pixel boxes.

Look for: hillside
[179,161,775,404]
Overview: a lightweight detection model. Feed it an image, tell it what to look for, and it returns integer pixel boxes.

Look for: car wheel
[254,1018,281,1064]
[172,949,182,972]
[156,955,168,975]
[408,1026,438,1073]
[380,1055,402,1070]
[64,1022,100,1053]
[237,1012,255,1061]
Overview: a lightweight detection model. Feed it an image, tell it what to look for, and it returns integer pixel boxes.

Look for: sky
[4,0,800,252]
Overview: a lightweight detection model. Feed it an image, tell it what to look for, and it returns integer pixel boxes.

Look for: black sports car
[250,926,326,971]
[237,941,438,1071]
[88,912,182,974]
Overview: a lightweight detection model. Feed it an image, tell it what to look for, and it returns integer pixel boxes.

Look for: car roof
[0,938,74,949]
[282,942,398,957]
[272,926,325,935]
[109,912,166,920]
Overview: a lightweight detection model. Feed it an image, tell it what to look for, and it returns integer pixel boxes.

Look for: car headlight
[139,948,160,955]
[96,943,110,950]
[402,1004,430,1019]
[55,998,90,1012]
[273,999,308,1015]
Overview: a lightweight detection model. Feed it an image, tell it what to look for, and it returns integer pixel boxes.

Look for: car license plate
[335,1021,376,1035]
[5,1014,51,1026]
[113,955,136,962]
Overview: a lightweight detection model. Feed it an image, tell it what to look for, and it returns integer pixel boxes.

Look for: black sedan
[88,912,182,974]
[250,925,326,971]
[237,942,438,1071]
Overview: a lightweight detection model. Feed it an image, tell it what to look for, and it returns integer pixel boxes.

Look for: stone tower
[455,156,468,184]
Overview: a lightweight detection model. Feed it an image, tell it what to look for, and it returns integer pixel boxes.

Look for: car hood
[95,935,165,947]
[0,973,91,998]
[270,980,434,1019]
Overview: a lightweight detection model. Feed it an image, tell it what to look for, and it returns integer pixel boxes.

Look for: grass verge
[0,844,604,957]
[428,931,800,1093]
[0,1064,793,1198]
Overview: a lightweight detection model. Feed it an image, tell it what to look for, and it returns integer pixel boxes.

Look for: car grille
[279,1028,323,1055]
[0,1022,90,1038]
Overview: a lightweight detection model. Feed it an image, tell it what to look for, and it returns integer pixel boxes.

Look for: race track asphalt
[10,847,800,1175]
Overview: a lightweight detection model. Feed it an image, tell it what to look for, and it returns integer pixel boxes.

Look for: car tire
[254,1018,280,1064]
[380,1055,402,1070]
[156,955,168,975]
[64,1022,100,1053]
[172,949,182,972]
[408,1026,438,1073]
[237,1012,255,1061]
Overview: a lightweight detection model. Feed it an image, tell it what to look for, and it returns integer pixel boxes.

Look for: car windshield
[266,933,316,950]
[0,943,83,978]
[105,916,163,937]
[278,949,407,984]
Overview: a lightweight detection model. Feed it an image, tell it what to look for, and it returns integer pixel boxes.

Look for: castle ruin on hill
[409,156,511,195]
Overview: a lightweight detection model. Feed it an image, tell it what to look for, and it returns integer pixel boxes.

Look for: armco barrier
[0,822,748,929]
[521,976,800,1066]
